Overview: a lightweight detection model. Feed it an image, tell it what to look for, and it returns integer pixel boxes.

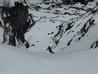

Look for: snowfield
[0,0,98,74]
[0,44,98,74]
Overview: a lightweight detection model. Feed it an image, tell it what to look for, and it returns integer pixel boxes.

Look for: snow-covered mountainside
[0,0,98,74]
[24,1,98,53]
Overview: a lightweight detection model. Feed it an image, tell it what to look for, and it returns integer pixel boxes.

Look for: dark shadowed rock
[1,1,35,48]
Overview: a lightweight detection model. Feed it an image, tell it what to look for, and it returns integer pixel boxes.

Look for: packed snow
[0,44,98,74]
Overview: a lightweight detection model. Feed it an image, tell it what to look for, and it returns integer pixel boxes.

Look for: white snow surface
[0,44,98,74]
[0,1,98,74]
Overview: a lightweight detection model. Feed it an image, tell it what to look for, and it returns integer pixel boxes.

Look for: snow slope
[0,44,98,74]
[24,1,98,53]
[0,1,98,74]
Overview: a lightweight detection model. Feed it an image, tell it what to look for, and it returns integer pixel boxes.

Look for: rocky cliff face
[0,2,35,48]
